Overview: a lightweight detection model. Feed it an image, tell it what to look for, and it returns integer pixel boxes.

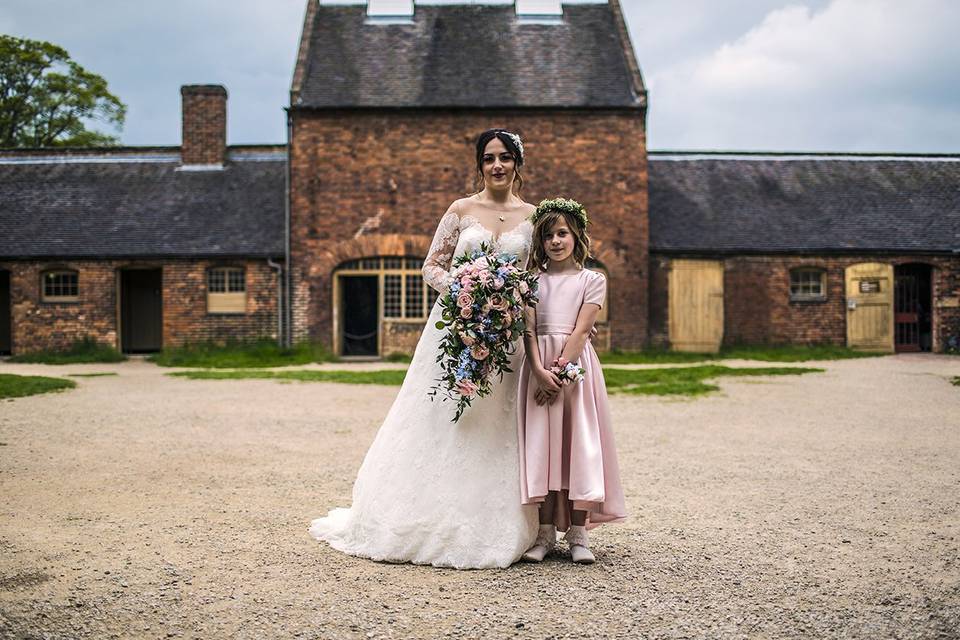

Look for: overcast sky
[1,0,957,152]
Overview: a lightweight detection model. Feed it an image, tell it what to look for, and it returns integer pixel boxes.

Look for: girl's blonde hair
[527,199,591,271]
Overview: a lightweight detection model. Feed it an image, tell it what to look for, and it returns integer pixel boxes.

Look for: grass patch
[169,365,822,397]
[952,376,959,387]
[148,339,336,369]
[382,352,413,363]
[66,372,119,378]
[603,365,823,396]
[600,344,881,364]
[168,369,408,386]
[7,337,126,364]
[0,373,76,399]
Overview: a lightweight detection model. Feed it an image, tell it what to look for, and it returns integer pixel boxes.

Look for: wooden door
[0,271,10,354]
[845,262,893,352]
[669,259,724,353]
[121,269,163,353]
[894,264,932,352]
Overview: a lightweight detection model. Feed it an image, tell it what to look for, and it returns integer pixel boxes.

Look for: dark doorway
[340,275,378,357]
[0,271,10,355]
[894,264,932,352]
[121,269,162,353]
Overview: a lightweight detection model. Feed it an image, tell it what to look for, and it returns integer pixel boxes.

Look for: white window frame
[789,268,827,301]
[207,266,247,314]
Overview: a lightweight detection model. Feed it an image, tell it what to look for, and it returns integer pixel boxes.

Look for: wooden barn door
[845,263,894,352]
[0,271,10,354]
[669,259,724,353]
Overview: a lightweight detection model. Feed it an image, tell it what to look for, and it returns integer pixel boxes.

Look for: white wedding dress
[309,206,540,569]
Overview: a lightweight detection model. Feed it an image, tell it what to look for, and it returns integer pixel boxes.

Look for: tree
[0,35,126,147]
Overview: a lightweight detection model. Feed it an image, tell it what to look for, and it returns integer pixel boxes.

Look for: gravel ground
[1,355,959,640]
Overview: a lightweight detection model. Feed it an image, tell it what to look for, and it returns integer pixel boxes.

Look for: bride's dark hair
[474,129,524,193]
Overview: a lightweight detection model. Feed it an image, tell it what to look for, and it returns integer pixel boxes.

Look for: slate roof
[649,153,960,254]
[291,2,645,109]
[0,149,285,259]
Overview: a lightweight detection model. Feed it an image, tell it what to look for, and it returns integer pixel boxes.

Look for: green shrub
[7,337,125,364]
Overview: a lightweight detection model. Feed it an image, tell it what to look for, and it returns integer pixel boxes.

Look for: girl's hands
[533,367,562,406]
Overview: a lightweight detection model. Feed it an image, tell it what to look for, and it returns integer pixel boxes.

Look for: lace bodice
[422,209,534,293]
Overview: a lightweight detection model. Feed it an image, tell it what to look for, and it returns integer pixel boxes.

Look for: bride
[309,129,542,568]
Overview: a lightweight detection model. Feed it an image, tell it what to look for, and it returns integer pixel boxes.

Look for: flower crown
[530,197,589,229]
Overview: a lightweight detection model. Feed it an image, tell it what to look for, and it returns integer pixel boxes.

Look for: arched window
[207,266,246,314]
[41,269,79,303]
[789,267,826,301]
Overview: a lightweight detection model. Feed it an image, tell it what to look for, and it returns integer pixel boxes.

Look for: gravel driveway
[1,355,959,639]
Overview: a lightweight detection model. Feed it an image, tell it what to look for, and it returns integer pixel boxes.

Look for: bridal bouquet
[430,243,539,422]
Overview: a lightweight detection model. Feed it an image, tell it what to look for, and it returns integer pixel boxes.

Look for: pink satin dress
[517,269,627,531]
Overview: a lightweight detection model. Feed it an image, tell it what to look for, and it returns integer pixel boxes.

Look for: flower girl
[518,198,627,564]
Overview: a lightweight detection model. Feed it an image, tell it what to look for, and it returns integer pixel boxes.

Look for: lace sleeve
[422,206,461,294]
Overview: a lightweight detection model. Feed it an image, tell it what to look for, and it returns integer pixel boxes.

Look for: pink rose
[489,294,509,311]
[455,379,479,397]
[459,331,476,346]
[518,281,529,295]
[504,329,512,340]
[557,357,570,368]
[566,368,578,380]
[459,306,473,319]
[456,292,474,309]
[470,344,490,361]
[491,276,505,290]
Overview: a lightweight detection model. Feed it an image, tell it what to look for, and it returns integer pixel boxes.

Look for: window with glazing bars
[789,269,826,300]
[42,270,79,301]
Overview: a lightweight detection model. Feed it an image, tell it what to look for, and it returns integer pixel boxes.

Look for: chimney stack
[180,85,227,168]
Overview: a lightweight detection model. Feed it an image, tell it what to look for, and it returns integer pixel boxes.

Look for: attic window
[516,0,563,23]
[367,0,414,23]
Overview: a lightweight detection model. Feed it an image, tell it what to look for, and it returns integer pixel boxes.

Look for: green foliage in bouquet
[429,243,540,422]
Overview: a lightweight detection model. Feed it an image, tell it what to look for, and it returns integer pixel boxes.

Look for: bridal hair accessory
[531,197,589,229]
[499,130,524,166]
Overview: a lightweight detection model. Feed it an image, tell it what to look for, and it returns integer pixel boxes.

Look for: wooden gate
[668,259,724,353]
[845,262,893,352]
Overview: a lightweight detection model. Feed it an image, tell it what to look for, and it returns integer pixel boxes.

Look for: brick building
[1,1,958,357]
[0,87,285,354]
[648,152,960,353]
[287,0,648,356]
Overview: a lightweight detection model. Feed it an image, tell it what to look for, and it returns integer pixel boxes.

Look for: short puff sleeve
[583,271,607,308]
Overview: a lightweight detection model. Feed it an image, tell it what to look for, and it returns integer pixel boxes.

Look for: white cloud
[645,0,960,151]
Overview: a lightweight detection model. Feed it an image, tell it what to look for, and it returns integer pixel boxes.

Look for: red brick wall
[181,85,227,166]
[289,109,649,352]
[0,258,279,354]
[649,254,960,352]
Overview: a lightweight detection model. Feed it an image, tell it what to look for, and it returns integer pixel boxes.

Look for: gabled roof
[649,153,960,254]
[290,1,645,109]
[0,148,285,259]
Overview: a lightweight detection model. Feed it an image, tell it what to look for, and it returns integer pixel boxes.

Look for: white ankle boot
[564,525,595,564]
[521,524,556,562]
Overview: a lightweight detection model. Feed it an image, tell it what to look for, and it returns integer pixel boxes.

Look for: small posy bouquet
[430,242,540,422]
[550,357,585,385]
